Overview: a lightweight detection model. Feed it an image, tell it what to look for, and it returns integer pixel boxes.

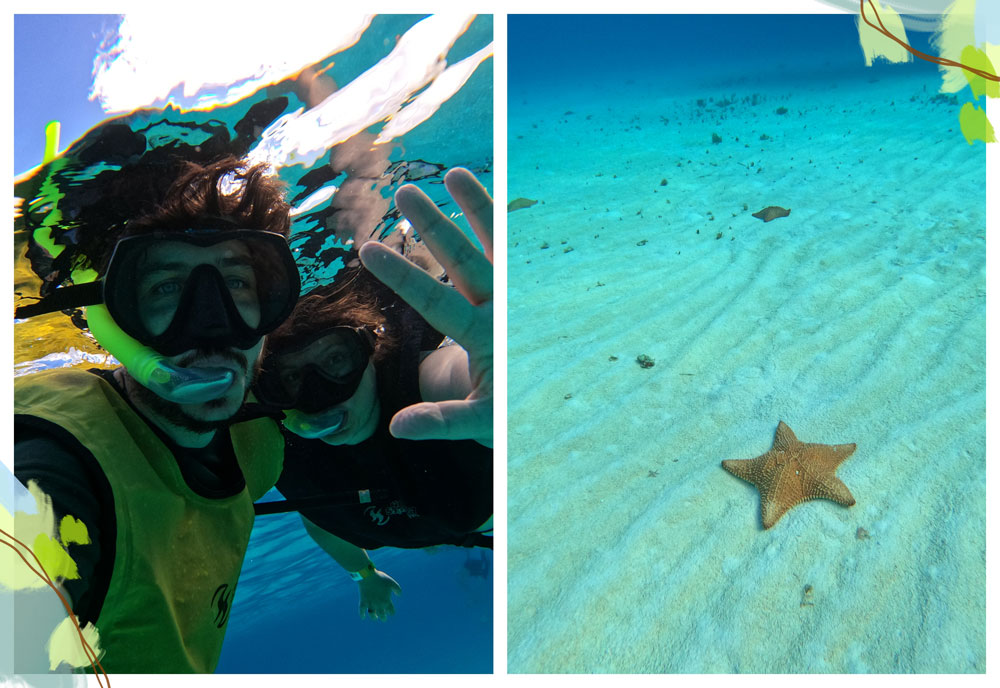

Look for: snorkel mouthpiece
[142,359,237,405]
[282,407,347,439]
[85,302,236,404]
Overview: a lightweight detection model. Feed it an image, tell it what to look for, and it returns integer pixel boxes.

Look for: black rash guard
[269,307,493,549]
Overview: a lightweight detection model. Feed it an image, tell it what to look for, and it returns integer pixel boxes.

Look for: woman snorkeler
[254,168,493,621]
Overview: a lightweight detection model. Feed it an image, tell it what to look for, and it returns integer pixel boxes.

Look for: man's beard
[124,348,258,434]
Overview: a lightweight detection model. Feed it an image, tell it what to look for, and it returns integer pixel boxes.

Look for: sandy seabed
[506,69,985,673]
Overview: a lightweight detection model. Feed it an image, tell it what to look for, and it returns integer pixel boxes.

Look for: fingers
[359,242,481,348]
[389,398,493,447]
[444,167,493,263]
[393,182,492,305]
[359,603,395,622]
[358,573,402,622]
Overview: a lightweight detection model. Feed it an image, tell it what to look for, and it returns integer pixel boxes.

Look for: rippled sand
[507,68,985,673]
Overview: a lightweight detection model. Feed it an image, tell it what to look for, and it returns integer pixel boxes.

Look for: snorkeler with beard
[253,168,493,622]
[13,157,301,672]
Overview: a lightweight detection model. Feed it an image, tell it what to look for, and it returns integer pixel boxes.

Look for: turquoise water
[218,507,492,673]
[507,15,985,673]
[13,13,493,674]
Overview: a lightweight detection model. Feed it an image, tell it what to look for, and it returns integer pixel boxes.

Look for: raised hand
[358,168,493,446]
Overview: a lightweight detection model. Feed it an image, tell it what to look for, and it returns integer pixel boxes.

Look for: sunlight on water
[91,14,376,114]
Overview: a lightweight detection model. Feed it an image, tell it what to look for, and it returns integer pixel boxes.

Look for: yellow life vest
[14,368,283,673]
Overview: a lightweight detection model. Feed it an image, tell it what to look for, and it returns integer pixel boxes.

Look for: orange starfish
[722,421,856,529]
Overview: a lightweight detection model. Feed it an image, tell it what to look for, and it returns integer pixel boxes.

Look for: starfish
[752,206,791,222]
[722,421,856,529]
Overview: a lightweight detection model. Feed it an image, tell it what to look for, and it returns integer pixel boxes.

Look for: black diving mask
[104,228,300,355]
[256,326,377,413]
[15,228,301,356]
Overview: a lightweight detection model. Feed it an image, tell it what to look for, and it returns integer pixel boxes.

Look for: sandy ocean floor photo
[506,14,986,673]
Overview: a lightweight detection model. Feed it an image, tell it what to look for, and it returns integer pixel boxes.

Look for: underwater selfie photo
[9,12,493,677]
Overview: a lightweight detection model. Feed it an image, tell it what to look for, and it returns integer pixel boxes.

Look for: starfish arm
[759,460,802,528]
[801,442,855,468]
[774,421,798,451]
[806,474,856,507]
[762,497,794,529]
[722,458,761,483]
[831,442,857,466]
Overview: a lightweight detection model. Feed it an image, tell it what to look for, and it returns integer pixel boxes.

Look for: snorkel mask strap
[14,282,102,319]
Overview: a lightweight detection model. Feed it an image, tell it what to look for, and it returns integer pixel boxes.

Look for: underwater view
[11,13,492,676]
[507,14,985,673]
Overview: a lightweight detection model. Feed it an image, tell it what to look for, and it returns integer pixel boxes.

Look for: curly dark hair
[265,263,404,364]
[83,155,291,274]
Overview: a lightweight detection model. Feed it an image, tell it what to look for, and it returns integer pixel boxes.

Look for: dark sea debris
[711,132,723,144]
[800,584,815,607]
[636,239,648,246]
[856,527,871,540]
[752,206,791,222]
[636,354,655,369]
[660,178,668,186]
[508,197,538,212]
[609,355,618,361]
[929,93,958,106]
[775,107,789,115]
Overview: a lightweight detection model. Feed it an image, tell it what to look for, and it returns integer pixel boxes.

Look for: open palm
[358,167,493,446]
